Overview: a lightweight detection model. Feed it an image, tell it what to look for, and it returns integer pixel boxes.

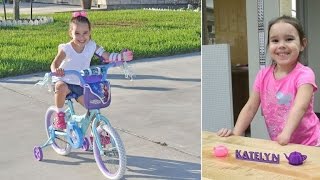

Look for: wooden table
[202,131,320,180]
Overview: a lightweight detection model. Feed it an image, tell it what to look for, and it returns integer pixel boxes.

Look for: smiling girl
[50,11,133,130]
[217,15,320,146]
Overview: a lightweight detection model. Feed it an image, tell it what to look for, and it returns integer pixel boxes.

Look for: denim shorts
[66,84,84,99]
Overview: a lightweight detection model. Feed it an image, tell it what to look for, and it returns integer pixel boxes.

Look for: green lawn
[0,9,200,78]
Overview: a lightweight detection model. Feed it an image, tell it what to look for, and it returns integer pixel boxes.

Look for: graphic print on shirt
[263,89,293,140]
[276,91,292,105]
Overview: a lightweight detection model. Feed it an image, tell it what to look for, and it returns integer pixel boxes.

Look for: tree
[13,0,20,20]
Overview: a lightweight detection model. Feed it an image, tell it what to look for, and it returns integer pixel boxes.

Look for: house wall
[214,0,248,66]
[33,0,190,6]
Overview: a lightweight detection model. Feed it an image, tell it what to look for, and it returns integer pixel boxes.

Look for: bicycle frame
[34,61,129,179]
[65,98,113,155]
[39,62,119,151]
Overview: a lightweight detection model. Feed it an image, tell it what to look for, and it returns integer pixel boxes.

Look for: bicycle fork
[91,111,113,155]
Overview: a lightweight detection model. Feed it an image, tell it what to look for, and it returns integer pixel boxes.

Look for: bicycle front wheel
[93,124,126,180]
[45,106,71,155]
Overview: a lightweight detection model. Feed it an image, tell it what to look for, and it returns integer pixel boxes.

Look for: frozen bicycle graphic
[33,61,134,179]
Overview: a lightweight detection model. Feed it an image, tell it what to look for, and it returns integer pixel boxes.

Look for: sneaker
[90,134,110,147]
[53,112,66,130]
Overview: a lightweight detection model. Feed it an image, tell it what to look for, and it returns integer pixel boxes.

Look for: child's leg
[53,81,71,130]
[54,81,71,108]
[76,95,85,107]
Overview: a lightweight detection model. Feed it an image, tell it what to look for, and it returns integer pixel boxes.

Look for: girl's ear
[300,38,307,52]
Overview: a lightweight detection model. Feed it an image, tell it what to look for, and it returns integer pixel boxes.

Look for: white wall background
[202,44,234,132]
[246,0,280,139]
[305,0,320,113]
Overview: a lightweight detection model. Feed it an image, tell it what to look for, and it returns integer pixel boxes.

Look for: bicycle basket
[83,80,111,110]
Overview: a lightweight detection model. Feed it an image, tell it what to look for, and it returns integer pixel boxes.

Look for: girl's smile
[70,22,91,52]
[268,22,305,68]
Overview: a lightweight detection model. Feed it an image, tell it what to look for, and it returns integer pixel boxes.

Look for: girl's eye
[286,38,294,41]
[271,39,278,43]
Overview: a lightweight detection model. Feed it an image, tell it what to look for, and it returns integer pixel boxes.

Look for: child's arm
[276,84,314,145]
[95,46,133,63]
[217,91,260,137]
[233,91,260,135]
[50,49,66,77]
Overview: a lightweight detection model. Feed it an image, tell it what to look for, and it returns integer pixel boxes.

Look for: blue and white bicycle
[33,61,133,179]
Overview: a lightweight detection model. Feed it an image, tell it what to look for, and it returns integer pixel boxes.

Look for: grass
[0,9,200,78]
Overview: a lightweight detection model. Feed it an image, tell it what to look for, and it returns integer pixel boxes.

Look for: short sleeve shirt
[53,40,96,85]
[253,62,320,146]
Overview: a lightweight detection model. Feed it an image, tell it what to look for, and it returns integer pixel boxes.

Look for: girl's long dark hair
[267,15,306,65]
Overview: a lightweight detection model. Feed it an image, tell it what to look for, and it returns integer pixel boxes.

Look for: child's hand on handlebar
[217,128,234,137]
[53,68,65,77]
[121,49,133,62]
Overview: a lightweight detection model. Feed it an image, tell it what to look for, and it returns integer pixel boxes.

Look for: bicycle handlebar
[50,61,124,86]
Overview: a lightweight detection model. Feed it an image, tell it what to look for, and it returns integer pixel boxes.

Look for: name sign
[235,149,280,164]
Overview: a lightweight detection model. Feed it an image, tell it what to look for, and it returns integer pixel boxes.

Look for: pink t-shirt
[253,62,320,146]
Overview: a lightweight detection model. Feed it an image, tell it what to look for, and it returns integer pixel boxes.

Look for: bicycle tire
[93,124,126,180]
[45,106,71,155]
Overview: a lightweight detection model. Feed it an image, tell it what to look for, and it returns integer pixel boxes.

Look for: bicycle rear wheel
[45,106,71,155]
[93,124,126,180]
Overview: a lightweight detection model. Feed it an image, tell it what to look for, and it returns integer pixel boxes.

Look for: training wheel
[33,146,43,161]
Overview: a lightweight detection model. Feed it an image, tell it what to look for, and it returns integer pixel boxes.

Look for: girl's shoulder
[292,63,315,78]
[296,62,314,72]
[257,65,275,76]
[58,42,72,50]
[88,40,96,46]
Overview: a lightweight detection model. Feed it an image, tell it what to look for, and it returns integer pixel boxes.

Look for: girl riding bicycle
[51,11,133,130]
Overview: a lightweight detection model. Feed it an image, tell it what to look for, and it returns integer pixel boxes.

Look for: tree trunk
[81,0,92,9]
[30,0,33,20]
[2,0,7,20]
[13,0,20,20]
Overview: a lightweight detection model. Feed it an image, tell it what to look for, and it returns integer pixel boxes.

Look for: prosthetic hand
[95,46,133,63]
[121,49,133,62]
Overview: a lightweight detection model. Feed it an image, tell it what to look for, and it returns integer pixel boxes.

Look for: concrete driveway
[0,53,201,179]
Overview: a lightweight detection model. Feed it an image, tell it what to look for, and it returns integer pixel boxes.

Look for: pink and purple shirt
[253,62,320,146]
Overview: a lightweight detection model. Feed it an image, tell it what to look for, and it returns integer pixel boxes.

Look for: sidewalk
[0,53,201,179]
